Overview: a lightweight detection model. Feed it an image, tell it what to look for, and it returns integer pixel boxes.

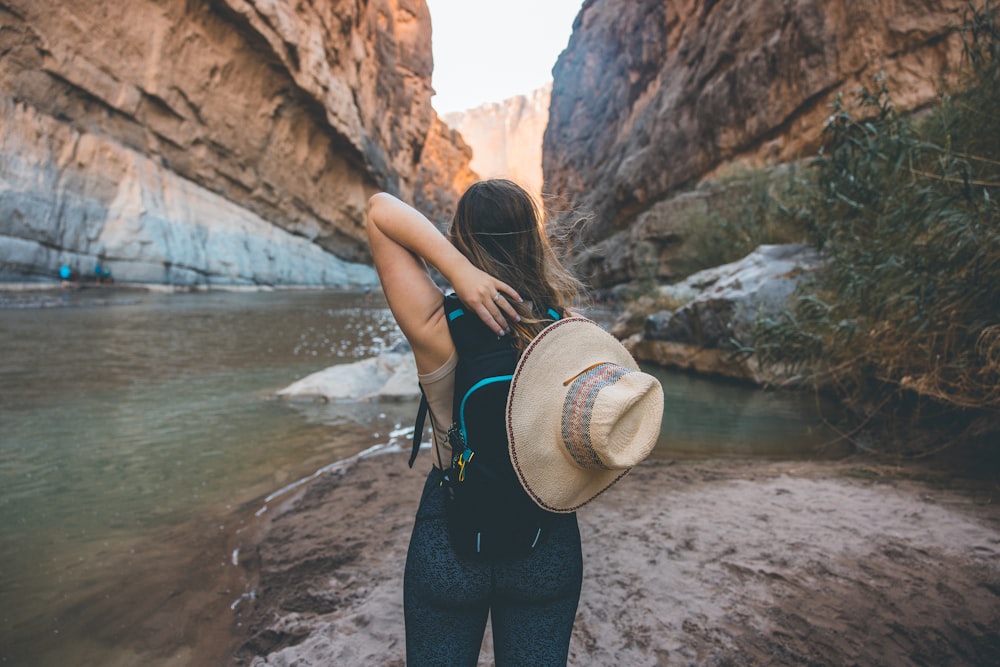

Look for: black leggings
[404,467,583,666]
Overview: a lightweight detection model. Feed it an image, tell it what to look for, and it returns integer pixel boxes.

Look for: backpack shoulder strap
[409,385,428,468]
[443,293,510,357]
[445,292,564,345]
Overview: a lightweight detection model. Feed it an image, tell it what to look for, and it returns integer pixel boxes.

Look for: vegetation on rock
[674,166,808,279]
[750,2,1000,456]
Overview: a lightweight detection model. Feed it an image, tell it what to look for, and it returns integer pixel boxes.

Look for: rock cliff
[0,0,471,285]
[544,0,969,287]
[442,84,550,202]
[413,116,479,225]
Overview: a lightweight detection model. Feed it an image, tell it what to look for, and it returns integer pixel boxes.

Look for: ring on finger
[492,293,501,302]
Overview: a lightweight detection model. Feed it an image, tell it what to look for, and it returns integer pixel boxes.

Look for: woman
[366,179,585,665]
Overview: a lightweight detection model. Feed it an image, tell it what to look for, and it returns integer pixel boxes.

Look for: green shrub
[751,2,1000,454]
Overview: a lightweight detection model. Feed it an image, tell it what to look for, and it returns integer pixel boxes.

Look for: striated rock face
[545,0,968,285]
[0,0,471,285]
[0,96,378,285]
[442,84,550,202]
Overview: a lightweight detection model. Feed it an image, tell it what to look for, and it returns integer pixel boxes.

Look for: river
[0,287,841,665]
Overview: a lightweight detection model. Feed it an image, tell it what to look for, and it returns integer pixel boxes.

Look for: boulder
[625,243,821,383]
[278,348,419,403]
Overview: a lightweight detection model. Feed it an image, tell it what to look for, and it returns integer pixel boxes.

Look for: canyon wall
[442,84,550,203]
[545,0,970,288]
[0,0,472,286]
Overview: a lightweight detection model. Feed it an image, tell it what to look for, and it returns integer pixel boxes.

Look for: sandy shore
[227,452,1000,666]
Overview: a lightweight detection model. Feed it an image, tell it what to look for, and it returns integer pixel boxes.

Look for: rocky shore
[228,451,1000,666]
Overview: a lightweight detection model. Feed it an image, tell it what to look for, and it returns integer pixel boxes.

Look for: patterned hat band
[561,363,635,470]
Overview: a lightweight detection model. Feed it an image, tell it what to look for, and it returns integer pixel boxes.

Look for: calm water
[0,288,840,666]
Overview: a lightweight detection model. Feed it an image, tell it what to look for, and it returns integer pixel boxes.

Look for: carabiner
[456,448,474,482]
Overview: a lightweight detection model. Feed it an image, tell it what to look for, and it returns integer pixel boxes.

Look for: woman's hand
[450,263,522,336]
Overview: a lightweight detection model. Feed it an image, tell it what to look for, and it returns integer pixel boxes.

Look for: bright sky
[425,0,584,114]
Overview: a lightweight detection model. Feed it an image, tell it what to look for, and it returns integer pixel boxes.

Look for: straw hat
[506,317,664,513]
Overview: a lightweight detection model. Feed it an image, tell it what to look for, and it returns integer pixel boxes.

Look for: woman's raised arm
[365,193,521,368]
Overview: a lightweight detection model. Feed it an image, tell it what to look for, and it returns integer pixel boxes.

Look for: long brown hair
[448,179,585,351]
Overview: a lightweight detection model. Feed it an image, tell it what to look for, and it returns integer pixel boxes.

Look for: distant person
[94,261,112,285]
[366,180,662,665]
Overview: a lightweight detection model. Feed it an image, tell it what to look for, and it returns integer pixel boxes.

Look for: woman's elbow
[365,193,386,238]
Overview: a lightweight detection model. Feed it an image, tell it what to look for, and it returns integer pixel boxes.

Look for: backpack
[410,293,563,560]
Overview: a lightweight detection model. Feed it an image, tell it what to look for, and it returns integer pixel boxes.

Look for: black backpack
[410,293,563,560]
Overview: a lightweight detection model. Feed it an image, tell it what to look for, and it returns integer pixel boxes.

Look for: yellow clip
[456,449,474,482]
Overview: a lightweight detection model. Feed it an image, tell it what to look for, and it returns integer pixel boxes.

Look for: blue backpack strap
[446,296,466,323]
[445,292,561,325]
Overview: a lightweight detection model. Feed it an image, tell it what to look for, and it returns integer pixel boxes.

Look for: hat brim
[506,317,656,513]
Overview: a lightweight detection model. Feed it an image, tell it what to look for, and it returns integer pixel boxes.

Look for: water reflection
[646,366,846,459]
